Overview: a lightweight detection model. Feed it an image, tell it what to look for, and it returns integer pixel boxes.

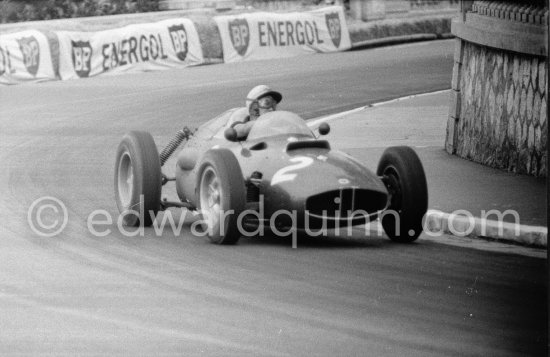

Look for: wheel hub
[200,167,223,229]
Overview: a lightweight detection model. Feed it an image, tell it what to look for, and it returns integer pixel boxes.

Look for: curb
[351,33,454,50]
[351,33,437,50]
[425,210,547,248]
[306,89,451,127]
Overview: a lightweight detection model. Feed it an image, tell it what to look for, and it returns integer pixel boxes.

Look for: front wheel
[114,131,162,227]
[377,146,428,243]
[197,149,246,244]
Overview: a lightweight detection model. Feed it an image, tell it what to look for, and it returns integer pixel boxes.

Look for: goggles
[257,96,277,109]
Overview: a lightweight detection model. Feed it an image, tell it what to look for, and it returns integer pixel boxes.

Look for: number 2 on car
[271,156,313,186]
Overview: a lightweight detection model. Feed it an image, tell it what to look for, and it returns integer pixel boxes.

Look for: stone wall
[446,0,548,176]
[455,42,547,175]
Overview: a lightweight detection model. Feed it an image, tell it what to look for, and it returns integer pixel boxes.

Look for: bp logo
[228,19,249,56]
[16,36,40,76]
[325,12,342,48]
[168,24,188,61]
[71,41,92,78]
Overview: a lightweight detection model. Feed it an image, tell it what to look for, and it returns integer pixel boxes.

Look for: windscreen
[247,111,313,140]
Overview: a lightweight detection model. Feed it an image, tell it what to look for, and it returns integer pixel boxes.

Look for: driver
[233,85,283,140]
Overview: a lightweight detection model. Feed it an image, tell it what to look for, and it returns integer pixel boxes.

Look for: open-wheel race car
[114,108,428,244]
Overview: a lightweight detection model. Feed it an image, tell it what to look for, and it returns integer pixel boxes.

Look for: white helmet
[245,85,282,112]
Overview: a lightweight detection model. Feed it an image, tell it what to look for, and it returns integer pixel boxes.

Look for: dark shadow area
[238,229,394,249]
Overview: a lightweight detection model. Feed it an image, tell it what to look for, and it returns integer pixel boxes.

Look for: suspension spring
[159,127,192,166]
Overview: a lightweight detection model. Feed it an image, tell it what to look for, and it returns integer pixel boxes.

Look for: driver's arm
[232,120,254,140]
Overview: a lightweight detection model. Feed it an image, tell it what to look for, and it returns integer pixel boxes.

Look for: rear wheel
[114,131,162,226]
[377,146,428,243]
[197,149,246,244]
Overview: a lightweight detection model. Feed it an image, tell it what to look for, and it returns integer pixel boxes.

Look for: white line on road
[307,89,450,127]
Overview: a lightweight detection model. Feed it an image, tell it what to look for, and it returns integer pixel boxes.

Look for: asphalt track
[0,40,546,356]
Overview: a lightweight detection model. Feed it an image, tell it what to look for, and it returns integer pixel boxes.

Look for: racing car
[114,108,428,244]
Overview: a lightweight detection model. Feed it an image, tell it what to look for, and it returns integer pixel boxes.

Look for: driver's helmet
[245,85,282,117]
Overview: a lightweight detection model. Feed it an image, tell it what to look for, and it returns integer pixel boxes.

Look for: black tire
[196,149,246,245]
[114,131,162,227]
[377,146,428,243]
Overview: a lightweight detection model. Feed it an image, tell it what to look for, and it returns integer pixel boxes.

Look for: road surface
[0,40,546,356]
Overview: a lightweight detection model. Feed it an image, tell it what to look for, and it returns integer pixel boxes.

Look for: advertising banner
[57,18,203,80]
[214,6,351,63]
[0,30,56,85]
